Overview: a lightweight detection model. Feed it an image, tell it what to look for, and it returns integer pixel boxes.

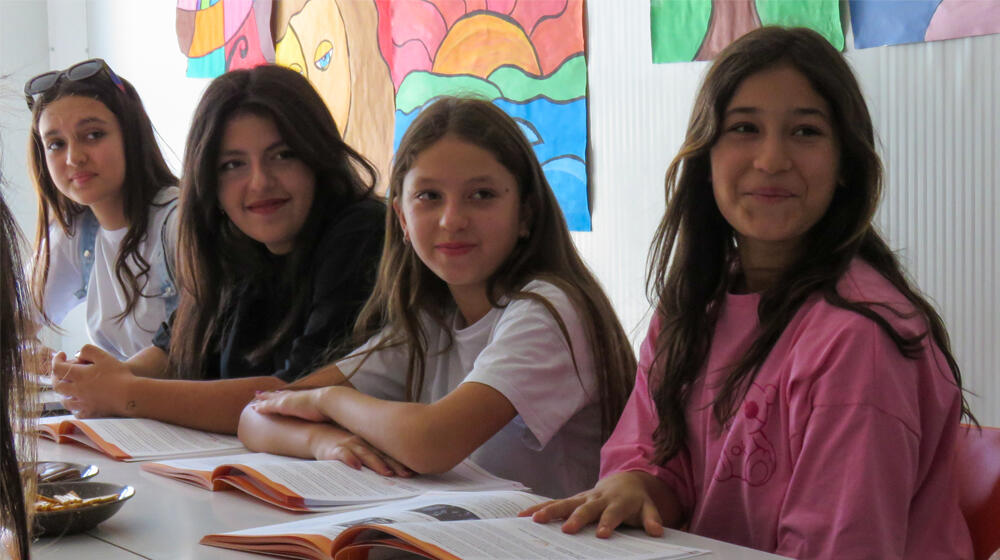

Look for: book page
[69,418,245,460]
[221,491,546,539]
[364,517,710,560]
[237,460,525,507]
[201,491,549,556]
[149,451,303,472]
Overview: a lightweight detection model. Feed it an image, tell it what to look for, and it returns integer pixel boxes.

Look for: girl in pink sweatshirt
[526,26,975,559]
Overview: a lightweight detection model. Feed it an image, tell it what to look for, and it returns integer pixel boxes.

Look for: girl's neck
[449,285,493,328]
[89,196,128,231]
[735,235,802,293]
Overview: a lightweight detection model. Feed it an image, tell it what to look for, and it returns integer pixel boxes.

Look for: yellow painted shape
[189,1,225,58]
[433,14,540,78]
[276,25,307,76]
[288,0,351,131]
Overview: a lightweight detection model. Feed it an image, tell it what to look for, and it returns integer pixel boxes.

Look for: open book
[35,414,245,461]
[202,490,709,559]
[142,452,527,512]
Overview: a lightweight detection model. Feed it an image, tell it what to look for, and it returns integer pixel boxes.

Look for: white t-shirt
[341,279,602,499]
[42,187,179,360]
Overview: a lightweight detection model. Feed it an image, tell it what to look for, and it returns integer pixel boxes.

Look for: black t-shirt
[154,197,386,382]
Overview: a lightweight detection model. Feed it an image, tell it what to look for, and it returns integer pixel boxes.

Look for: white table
[32,439,789,559]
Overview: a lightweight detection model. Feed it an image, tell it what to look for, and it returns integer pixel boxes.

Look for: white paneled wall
[582,2,998,425]
[1,1,996,423]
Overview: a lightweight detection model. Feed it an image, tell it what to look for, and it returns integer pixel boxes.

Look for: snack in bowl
[34,481,135,537]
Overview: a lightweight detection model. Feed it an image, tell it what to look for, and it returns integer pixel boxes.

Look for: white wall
[2,1,996,424]
[583,2,999,425]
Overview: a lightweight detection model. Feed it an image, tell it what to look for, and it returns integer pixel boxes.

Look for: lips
[435,242,476,256]
[744,187,795,200]
[69,172,96,184]
[246,198,289,214]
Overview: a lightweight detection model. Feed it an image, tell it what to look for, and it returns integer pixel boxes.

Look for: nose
[754,134,792,174]
[247,160,272,192]
[439,199,469,232]
[65,140,87,166]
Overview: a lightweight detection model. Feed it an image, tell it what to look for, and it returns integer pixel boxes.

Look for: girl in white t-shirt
[26,59,178,361]
[240,97,637,498]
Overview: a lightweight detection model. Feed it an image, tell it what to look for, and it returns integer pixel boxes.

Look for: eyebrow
[724,106,830,120]
[218,140,287,157]
[41,116,109,138]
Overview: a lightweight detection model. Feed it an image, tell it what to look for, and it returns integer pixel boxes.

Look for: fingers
[350,445,395,476]
[75,344,109,365]
[640,499,664,537]
[345,440,411,477]
[524,496,586,524]
[562,497,609,535]
[382,455,414,478]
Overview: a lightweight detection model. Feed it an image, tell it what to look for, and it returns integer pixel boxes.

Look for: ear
[392,197,409,241]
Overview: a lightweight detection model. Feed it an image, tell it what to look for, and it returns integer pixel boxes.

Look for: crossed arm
[238,363,518,475]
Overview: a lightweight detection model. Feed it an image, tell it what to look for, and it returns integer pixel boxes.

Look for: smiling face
[216,113,316,255]
[710,64,840,264]
[394,135,527,320]
[38,95,127,222]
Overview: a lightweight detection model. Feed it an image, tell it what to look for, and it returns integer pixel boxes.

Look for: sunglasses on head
[24,58,126,110]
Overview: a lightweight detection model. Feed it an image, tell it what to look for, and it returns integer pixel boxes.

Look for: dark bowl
[24,461,99,483]
[34,481,135,537]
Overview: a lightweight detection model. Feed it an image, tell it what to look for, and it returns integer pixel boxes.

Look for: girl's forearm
[238,404,328,458]
[124,346,171,378]
[125,375,287,433]
[316,384,515,474]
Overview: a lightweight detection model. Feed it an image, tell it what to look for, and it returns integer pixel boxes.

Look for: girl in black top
[52,65,384,434]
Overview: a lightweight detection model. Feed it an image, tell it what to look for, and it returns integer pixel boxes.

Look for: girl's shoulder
[819,258,925,334]
[152,186,180,205]
[511,278,576,311]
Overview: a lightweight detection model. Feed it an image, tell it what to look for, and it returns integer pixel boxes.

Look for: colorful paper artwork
[651,0,843,62]
[376,0,592,231]
[850,0,1000,49]
[273,0,395,193]
[176,0,275,78]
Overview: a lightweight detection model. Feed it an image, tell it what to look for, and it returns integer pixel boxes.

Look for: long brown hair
[352,97,635,438]
[28,64,177,325]
[648,27,975,463]
[169,65,378,379]
[1,189,35,559]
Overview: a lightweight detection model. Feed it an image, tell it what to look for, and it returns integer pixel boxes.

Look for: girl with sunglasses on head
[524,27,975,558]
[51,65,385,434]
[239,97,636,499]
[26,59,179,366]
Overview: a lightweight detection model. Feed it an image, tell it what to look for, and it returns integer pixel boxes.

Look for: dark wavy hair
[351,97,636,439]
[28,64,177,325]
[169,64,378,379]
[647,27,975,463]
[1,189,34,559]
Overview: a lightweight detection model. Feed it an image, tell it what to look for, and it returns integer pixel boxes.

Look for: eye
[45,139,65,152]
[726,122,758,134]
[273,148,297,161]
[218,159,244,173]
[470,189,497,201]
[415,190,440,201]
[84,129,106,141]
[792,125,824,137]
